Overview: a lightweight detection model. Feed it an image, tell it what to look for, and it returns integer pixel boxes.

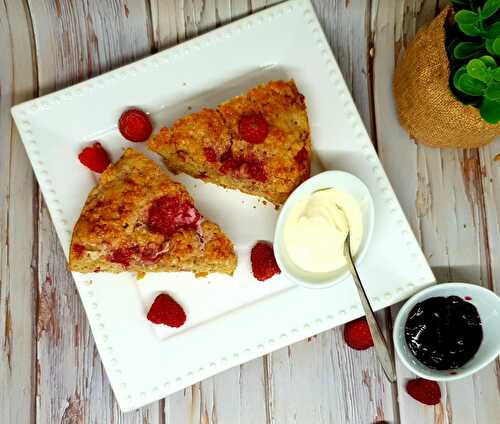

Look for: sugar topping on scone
[148,80,311,205]
[69,148,237,276]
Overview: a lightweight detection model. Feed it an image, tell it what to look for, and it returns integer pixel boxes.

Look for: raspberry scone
[69,148,237,276]
[148,80,311,205]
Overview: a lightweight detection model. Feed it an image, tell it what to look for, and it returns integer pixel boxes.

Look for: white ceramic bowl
[393,283,500,381]
[273,170,375,289]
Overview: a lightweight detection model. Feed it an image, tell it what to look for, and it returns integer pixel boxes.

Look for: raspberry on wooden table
[343,317,374,350]
[406,378,441,406]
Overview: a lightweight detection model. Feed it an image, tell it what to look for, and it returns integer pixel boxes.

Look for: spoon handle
[343,235,397,383]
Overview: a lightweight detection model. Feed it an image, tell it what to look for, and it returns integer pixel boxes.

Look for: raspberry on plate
[251,241,280,281]
[406,378,441,406]
[78,142,111,173]
[238,113,269,144]
[147,293,187,328]
[119,108,153,142]
[343,317,374,350]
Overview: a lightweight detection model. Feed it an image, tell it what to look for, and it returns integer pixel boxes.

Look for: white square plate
[12,0,435,411]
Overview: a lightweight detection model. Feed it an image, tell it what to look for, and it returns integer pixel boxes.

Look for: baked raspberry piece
[406,378,441,405]
[251,241,280,281]
[72,243,86,258]
[147,195,201,236]
[109,246,138,267]
[119,108,153,142]
[294,145,311,179]
[69,148,237,276]
[219,153,267,182]
[140,243,164,263]
[343,317,374,350]
[203,147,217,163]
[149,80,311,205]
[147,293,186,328]
[78,142,111,173]
[238,113,269,144]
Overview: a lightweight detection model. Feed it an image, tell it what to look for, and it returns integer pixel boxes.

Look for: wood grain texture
[2,0,500,423]
[372,1,500,423]
[0,2,37,424]
[26,1,157,423]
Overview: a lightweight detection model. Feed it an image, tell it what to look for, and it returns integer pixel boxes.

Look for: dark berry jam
[404,296,482,370]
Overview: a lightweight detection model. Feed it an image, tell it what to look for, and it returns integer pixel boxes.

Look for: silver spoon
[343,231,397,383]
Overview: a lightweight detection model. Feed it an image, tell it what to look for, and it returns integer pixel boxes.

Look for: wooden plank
[25,1,157,422]
[0,1,38,424]
[372,1,500,423]
[313,0,373,134]
[476,129,500,424]
[149,0,280,51]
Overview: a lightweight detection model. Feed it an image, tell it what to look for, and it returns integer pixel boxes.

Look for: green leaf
[486,38,497,55]
[493,67,500,80]
[455,10,479,25]
[485,82,500,99]
[458,23,482,36]
[485,22,500,38]
[456,73,487,96]
[451,0,469,5]
[493,37,500,55]
[480,97,500,123]
[467,58,490,82]
[453,65,469,90]
[481,0,500,19]
[453,41,484,59]
[480,55,497,67]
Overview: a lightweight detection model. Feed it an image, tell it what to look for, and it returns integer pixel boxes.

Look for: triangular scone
[69,148,237,276]
[148,80,311,205]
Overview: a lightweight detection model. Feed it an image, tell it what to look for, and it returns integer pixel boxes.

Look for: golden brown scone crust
[69,148,237,275]
[148,80,311,205]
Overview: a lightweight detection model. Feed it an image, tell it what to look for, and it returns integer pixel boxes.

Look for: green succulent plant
[448,0,500,123]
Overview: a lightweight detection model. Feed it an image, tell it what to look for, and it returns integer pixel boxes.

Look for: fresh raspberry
[147,293,186,328]
[78,142,111,173]
[203,147,217,163]
[406,378,441,406]
[251,241,280,281]
[118,108,153,142]
[238,113,269,144]
[343,317,374,350]
[147,195,201,236]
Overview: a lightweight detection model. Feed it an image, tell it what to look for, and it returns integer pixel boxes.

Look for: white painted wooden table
[1,1,499,423]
